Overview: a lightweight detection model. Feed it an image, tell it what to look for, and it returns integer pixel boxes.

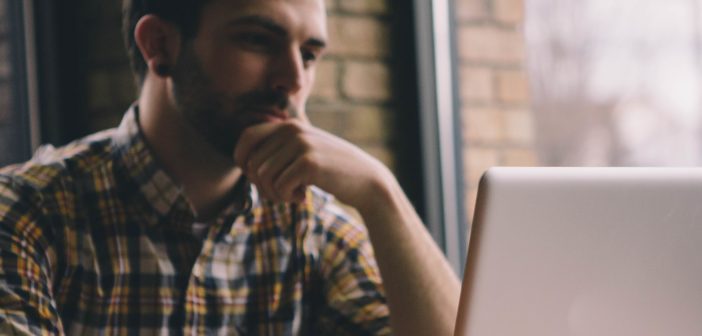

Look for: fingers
[236,118,384,207]
[250,140,304,201]
[246,126,296,174]
[274,152,320,202]
[235,119,312,202]
[233,121,285,169]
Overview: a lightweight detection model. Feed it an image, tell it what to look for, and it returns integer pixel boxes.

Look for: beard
[169,45,293,157]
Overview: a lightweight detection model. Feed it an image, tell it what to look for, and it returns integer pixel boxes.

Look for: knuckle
[297,135,315,152]
[284,120,305,135]
[289,118,306,129]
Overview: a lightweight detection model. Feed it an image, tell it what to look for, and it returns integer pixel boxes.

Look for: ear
[134,15,181,78]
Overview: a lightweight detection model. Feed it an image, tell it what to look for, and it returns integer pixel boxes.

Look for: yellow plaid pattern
[0,107,391,335]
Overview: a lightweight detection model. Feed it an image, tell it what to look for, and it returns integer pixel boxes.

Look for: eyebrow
[227,15,328,48]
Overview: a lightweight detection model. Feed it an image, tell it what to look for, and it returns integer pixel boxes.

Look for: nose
[269,47,305,95]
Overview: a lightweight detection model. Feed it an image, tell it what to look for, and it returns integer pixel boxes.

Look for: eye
[302,51,317,63]
[301,49,322,67]
[235,32,273,49]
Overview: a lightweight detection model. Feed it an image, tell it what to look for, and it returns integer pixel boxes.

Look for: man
[0,0,460,334]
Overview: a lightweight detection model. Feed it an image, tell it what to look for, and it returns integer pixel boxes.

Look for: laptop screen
[455,167,702,336]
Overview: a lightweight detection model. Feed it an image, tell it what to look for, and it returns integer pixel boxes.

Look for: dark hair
[122,0,211,87]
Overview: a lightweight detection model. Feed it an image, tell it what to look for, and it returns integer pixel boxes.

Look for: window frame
[413,0,467,274]
[3,0,40,165]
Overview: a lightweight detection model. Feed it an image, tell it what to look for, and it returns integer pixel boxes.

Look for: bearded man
[0,0,460,334]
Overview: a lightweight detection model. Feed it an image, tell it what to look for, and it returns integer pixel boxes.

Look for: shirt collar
[111,105,259,224]
[112,105,190,220]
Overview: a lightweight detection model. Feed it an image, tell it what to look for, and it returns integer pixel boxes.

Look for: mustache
[236,90,290,111]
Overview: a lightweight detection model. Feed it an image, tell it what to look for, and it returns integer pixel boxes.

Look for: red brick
[341,105,392,144]
[306,104,342,133]
[456,0,489,22]
[339,0,388,15]
[462,107,504,144]
[496,69,530,104]
[342,61,391,101]
[494,0,525,25]
[501,147,539,166]
[458,25,525,64]
[327,16,390,58]
[459,65,494,103]
[310,59,339,101]
[306,103,394,171]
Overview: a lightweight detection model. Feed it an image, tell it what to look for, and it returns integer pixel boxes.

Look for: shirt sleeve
[0,177,63,335]
[315,199,392,336]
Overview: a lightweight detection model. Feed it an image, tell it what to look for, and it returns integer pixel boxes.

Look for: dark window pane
[0,0,33,166]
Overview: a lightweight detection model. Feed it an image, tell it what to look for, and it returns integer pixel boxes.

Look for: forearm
[236,121,461,333]
[356,172,461,336]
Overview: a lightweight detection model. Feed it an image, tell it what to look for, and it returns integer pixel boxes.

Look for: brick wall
[454,0,539,221]
[60,0,536,224]
[75,0,397,173]
[80,0,138,132]
[308,0,396,171]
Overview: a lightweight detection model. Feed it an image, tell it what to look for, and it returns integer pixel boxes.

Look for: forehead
[199,0,328,39]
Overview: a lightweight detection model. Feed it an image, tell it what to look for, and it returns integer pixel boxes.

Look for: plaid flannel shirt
[0,107,391,335]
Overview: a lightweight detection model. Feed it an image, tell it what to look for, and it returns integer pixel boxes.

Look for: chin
[203,128,240,158]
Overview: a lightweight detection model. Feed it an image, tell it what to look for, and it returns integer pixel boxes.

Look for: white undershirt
[192,221,210,240]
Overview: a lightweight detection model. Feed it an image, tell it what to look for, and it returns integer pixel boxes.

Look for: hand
[233,118,390,207]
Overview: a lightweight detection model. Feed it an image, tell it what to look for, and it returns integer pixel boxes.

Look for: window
[0,0,39,166]
[526,0,702,166]
[415,0,467,273]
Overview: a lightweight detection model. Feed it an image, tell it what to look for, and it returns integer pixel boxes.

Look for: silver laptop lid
[455,167,702,336]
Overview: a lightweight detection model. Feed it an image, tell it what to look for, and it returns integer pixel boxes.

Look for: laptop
[454,167,702,336]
